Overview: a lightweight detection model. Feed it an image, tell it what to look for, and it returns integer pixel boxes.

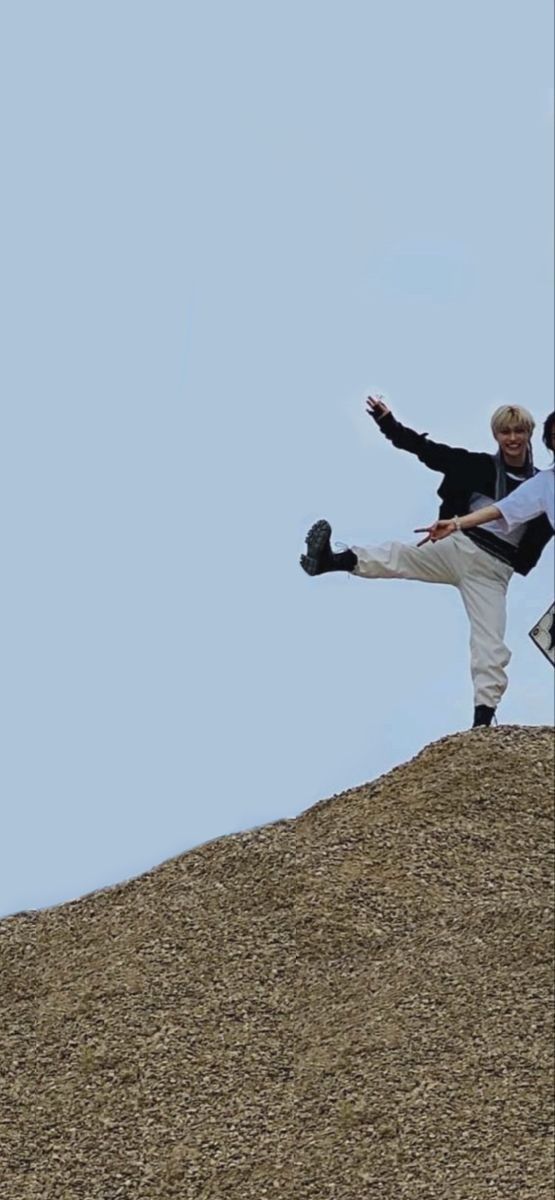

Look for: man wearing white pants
[352,531,512,713]
[300,398,553,728]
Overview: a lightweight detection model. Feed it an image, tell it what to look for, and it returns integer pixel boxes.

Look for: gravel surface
[1,725,553,1199]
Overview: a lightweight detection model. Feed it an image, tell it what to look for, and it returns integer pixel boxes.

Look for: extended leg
[300,521,461,584]
[352,537,460,585]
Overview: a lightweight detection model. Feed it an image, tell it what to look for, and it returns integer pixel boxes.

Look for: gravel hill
[1,726,553,1200]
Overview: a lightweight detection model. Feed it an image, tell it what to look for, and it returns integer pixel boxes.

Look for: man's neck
[502,452,527,471]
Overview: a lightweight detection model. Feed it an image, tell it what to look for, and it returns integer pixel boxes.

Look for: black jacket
[374,411,553,576]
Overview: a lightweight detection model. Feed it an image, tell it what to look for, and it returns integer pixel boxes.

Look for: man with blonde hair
[300,397,553,729]
[416,412,555,540]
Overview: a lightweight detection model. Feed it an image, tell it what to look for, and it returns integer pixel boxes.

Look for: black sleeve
[373,411,471,474]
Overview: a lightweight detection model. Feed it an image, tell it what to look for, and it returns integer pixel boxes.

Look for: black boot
[300,519,357,576]
[472,704,496,728]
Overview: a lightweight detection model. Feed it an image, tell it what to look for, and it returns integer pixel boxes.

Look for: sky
[1,0,553,917]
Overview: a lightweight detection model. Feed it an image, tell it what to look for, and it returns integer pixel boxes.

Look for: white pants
[352,532,514,708]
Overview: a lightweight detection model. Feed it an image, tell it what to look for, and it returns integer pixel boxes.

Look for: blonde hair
[490,404,535,437]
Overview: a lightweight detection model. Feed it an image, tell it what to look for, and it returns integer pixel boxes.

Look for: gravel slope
[1,726,553,1199]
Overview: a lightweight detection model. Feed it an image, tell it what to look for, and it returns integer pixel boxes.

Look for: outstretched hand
[366,394,391,421]
[414,519,457,547]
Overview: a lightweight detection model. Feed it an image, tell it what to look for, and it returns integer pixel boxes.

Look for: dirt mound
[1,726,553,1199]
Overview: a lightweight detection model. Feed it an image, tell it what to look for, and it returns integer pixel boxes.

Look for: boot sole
[300,519,332,575]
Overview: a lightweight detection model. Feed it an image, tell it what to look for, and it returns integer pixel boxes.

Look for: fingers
[415,519,456,547]
[414,524,439,547]
[366,395,390,418]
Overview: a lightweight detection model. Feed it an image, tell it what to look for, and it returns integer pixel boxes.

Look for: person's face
[495,424,529,466]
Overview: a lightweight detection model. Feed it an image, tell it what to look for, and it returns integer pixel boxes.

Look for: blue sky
[1,0,553,916]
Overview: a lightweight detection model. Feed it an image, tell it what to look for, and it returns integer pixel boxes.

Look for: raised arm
[366,394,470,474]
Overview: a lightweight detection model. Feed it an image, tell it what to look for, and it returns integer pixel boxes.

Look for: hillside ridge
[0,723,553,1200]
[3,723,551,926]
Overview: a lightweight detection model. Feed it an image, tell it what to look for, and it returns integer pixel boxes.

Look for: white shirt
[468,467,533,547]
[495,467,555,533]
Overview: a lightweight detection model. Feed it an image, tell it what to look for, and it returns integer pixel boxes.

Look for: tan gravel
[0,725,553,1199]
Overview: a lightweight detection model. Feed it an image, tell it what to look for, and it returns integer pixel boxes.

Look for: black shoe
[472,704,496,728]
[300,520,357,576]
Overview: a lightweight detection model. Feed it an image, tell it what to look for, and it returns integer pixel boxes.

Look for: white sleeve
[496,472,552,532]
